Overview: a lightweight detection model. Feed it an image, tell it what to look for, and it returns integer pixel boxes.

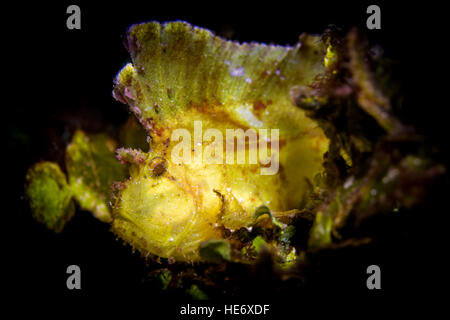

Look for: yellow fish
[112,21,329,261]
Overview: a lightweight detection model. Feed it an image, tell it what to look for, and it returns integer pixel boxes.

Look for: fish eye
[153,162,166,176]
[148,157,166,177]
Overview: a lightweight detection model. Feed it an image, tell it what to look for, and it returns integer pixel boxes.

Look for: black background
[5,0,448,313]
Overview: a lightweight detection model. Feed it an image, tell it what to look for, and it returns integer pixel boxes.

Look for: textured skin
[66,130,128,222]
[112,21,329,261]
[25,162,75,232]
